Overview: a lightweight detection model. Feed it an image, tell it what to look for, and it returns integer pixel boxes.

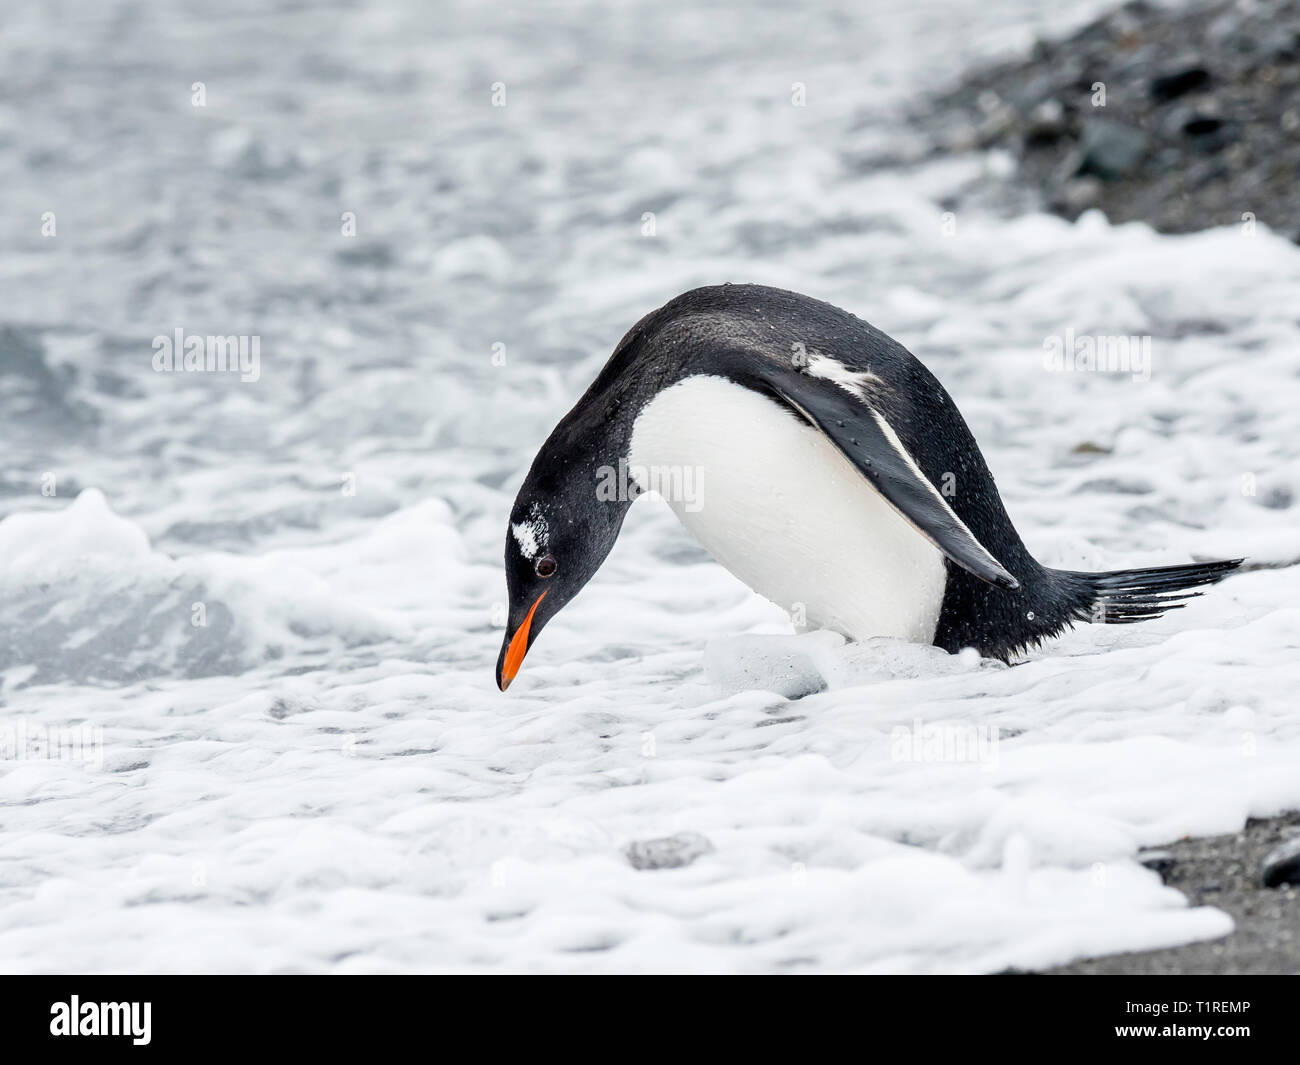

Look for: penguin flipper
[756,372,1021,591]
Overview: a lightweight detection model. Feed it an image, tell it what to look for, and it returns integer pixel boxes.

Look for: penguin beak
[497,591,547,691]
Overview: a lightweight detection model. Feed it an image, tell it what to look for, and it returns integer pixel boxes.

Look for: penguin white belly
[627,374,947,643]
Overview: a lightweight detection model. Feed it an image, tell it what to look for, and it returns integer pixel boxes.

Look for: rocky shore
[1042,812,1300,974]
[920,0,1300,241]
[920,0,1300,974]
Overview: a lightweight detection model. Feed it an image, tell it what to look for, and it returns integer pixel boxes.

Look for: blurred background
[1,0,1298,973]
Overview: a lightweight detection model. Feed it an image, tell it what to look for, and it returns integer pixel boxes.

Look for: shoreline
[1040,811,1300,974]
[917,0,1300,242]
[917,0,1300,976]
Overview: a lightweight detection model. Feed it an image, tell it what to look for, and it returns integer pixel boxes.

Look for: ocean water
[1,0,1298,972]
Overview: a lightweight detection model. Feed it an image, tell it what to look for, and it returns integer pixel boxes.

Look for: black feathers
[936,556,1244,662]
[1061,558,1244,626]
[526,284,1243,665]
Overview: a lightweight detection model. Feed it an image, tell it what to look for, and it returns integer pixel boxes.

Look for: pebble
[1150,64,1212,101]
[1077,118,1147,180]
[921,0,1300,240]
[1260,836,1300,888]
[625,832,715,871]
[1056,176,1103,212]
[1024,99,1067,144]
[1139,849,1177,880]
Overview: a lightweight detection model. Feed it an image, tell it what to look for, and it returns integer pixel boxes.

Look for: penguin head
[496,464,630,691]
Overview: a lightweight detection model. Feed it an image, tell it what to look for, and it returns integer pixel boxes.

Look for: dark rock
[1007,72,1050,110]
[916,0,1300,240]
[1260,836,1300,887]
[1139,849,1178,878]
[624,832,715,871]
[1024,99,1068,145]
[1184,114,1225,136]
[1177,110,1240,154]
[1044,811,1300,974]
[1263,27,1300,60]
[1077,118,1148,179]
[1150,64,1212,101]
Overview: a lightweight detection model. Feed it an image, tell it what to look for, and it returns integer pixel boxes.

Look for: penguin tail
[1058,557,1244,626]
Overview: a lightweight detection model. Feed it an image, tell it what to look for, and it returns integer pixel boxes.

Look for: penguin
[496,284,1240,690]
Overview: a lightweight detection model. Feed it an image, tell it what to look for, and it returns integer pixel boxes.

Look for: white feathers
[511,506,548,560]
[510,521,539,559]
[627,375,946,643]
[803,352,884,401]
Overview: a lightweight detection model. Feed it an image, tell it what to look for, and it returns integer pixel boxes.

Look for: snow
[1,0,1298,973]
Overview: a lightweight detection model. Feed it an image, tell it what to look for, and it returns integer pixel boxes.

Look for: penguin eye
[535,555,557,578]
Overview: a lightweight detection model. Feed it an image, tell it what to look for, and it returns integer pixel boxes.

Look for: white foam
[1,0,1295,975]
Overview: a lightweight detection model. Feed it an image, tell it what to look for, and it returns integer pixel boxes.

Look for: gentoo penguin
[496,284,1240,690]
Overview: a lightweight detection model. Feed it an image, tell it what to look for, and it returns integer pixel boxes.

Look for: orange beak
[499,591,547,691]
